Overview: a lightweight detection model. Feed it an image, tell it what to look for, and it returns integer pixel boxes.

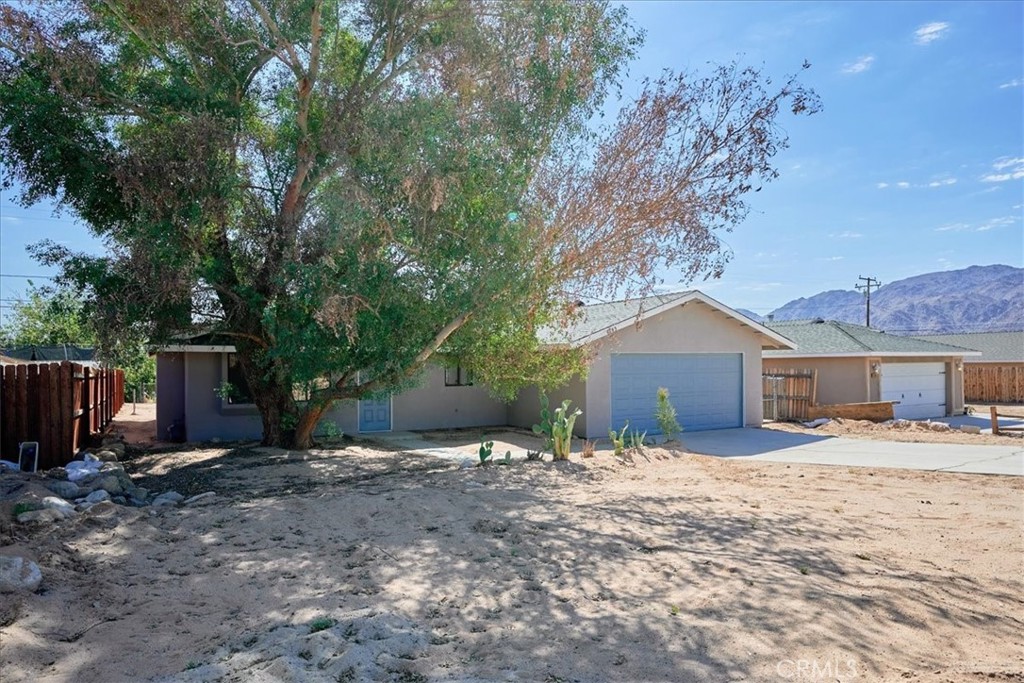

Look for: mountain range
[743,264,1023,334]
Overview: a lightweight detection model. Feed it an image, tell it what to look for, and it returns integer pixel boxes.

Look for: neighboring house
[155,291,794,442]
[763,319,979,420]
[1,345,99,366]
[915,331,1024,403]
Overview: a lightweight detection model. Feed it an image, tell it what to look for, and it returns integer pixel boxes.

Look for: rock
[85,489,111,504]
[99,476,124,495]
[0,556,42,593]
[131,487,149,500]
[183,492,217,506]
[83,501,117,517]
[892,419,912,429]
[960,425,982,434]
[83,452,100,463]
[111,496,127,505]
[41,496,77,516]
[927,421,951,432]
[46,480,82,499]
[17,508,67,524]
[458,458,476,470]
[152,491,184,507]
[45,467,69,480]
[76,502,95,512]
[94,450,119,463]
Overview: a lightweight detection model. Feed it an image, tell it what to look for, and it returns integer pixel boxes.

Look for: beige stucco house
[155,290,794,442]
[763,320,978,420]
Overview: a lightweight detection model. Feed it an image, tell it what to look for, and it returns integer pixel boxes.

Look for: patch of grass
[184,660,202,671]
[309,617,336,634]
[669,604,680,616]
[799,566,809,575]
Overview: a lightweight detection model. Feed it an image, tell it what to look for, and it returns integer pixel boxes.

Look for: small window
[444,364,474,387]
[225,353,254,405]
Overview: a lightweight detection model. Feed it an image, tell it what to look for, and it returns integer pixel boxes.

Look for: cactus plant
[609,422,628,457]
[533,392,582,460]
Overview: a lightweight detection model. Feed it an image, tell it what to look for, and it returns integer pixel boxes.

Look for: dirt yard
[765,416,1024,446]
[1,423,1022,682]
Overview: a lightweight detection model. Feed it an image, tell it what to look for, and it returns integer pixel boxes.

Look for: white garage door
[881,362,946,420]
[611,354,743,433]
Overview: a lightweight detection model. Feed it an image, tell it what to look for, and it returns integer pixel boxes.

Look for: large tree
[0,0,819,449]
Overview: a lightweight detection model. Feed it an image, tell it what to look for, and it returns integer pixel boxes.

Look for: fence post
[1,365,14,458]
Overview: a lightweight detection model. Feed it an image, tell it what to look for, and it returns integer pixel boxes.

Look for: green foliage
[628,428,647,451]
[308,617,336,634]
[608,422,628,457]
[214,381,238,402]
[498,450,512,466]
[0,286,94,348]
[12,502,39,518]
[531,392,555,452]
[478,439,494,465]
[655,387,683,441]
[533,392,581,460]
[316,418,343,441]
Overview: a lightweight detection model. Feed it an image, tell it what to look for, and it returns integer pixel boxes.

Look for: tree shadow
[3,446,1021,682]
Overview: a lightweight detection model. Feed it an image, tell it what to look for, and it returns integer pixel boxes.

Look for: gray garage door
[610,353,743,434]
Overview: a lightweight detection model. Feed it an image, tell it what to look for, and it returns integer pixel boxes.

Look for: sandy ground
[1,416,1022,683]
[765,416,1024,447]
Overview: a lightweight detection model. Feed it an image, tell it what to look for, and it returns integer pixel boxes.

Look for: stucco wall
[156,352,186,441]
[762,357,870,406]
[173,354,506,441]
[584,301,765,439]
[184,352,263,442]
[392,366,508,431]
[508,376,588,437]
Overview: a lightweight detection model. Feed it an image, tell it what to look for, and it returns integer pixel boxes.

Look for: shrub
[655,387,683,441]
[581,440,596,458]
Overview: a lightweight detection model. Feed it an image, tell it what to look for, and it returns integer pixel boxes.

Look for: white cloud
[0,216,22,224]
[841,55,875,74]
[976,216,1019,232]
[877,177,957,189]
[830,231,863,239]
[876,182,889,189]
[896,181,911,189]
[999,79,1022,89]
[981,157,1024,182]
[935,223,970,232]
[927,178,957,187]
[817,256,844,261]
[914,21,950,45]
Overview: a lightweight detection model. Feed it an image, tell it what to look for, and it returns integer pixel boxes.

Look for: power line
[0,273,55,279]
[854,275,882,328]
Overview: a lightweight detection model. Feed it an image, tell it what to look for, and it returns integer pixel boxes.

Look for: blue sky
[1,0,1022,322]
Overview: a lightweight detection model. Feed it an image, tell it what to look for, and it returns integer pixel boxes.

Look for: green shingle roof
[764,319,976,356]
[541,291,695,344]
[914,331,1024,363]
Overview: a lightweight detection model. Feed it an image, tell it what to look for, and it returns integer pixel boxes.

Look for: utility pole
[856,275,881,327]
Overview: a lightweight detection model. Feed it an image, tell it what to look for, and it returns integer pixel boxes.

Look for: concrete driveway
[681,428,1024,476]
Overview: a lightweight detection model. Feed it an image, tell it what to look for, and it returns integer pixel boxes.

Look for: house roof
[763,320,980,358]
[541,290,796,350]
[1,345,97,362]
[161,291,797,354]
[914,331,1024,363]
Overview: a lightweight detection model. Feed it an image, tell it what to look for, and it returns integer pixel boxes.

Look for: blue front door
[358,398,392,432]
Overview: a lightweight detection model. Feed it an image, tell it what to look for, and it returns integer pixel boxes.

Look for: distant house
[0,345,99,366]
[154,291,794,442]
[763,320,979,420]
[915,331,1024,404]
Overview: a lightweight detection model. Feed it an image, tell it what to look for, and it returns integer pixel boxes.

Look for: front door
[358,397,392,432]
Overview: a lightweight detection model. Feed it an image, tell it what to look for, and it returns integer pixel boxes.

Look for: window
[224,353,254,405]
[444,364,474,387]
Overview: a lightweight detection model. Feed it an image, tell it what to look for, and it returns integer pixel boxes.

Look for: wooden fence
[0,362,125,470]
[763,368,817,422]
[964,364,1024,404]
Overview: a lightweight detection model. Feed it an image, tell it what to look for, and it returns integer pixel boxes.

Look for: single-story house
[763,319,979,420]
[915,331,1024,404]
[155,290,795,442]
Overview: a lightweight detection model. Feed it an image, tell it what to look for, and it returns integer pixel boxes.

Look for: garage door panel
[611,354,742,433]
[881,362,946,420]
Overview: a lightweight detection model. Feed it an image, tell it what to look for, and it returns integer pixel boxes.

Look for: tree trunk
[254,381,298,448]
[292,402,331,451]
